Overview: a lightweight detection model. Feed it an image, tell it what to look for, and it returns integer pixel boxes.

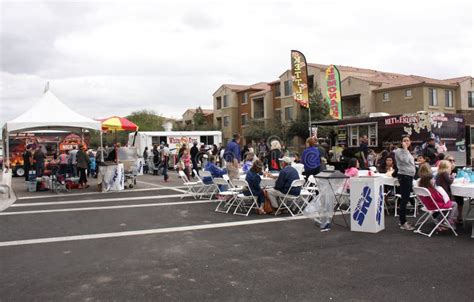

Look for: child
[344,158,359,192]
[418,163,458,228]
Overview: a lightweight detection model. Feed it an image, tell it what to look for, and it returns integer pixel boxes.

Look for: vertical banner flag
[325,65,342,119]
[291,50,309,108]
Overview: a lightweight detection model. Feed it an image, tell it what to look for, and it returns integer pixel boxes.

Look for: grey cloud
[182,11,219,29]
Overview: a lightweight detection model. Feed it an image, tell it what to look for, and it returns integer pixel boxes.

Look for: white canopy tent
[2,90,103,170]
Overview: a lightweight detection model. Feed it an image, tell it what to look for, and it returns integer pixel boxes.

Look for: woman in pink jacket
[417,163,458,228]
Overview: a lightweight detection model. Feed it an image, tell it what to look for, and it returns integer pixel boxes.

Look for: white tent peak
[3,90,101,133]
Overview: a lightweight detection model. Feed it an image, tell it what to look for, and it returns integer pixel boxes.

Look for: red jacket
[419,187,453,211]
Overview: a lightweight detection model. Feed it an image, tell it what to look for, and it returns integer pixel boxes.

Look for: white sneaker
[400,222,415,231]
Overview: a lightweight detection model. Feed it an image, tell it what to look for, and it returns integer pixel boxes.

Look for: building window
[223,95,229,107]
[429,88,438,106]
[284,80,292,96]
[223,116,230,127]
[274,83,281,97]
[405,89,412,98]
[382,92,390,102]
[216,117,222,129]
[469,91,474,108]
[216,96,222,109]
[284,107,293,121]
[241,114,248,126]
[242,93,248,104]
[445,90,453,108]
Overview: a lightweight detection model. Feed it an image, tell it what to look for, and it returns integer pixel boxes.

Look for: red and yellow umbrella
[99,116,138,132]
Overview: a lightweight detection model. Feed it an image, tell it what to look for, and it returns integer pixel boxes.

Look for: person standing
[301,137,321,178]
[190,141,199,176]
[423,138,438,166]
[162,143,170,182]
[152,145,160,175]
[76,145,90,188]
[358,135,369,169]
[58,150,68,175]
[69,145,79,177]
[22,145,33,181]
[142,147,149,174]
[224,133,241,163]
[34,145,46,177]
[394,135,416,231]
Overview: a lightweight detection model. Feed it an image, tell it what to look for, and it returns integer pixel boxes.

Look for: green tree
[244,117,286,143]
[287,82,331,139]
[126,109,164,131]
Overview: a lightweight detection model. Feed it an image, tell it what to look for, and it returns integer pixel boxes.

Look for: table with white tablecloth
[97,163,125,192]
[451,183,474,238]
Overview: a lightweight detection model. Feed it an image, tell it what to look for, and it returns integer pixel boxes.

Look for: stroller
[51,172,70,193]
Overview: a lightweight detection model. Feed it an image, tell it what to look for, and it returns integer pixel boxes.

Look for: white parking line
[1,199,217,215]
[0,216,307,247]
[136,181,186,193]
[12,193,195,207]
[17,186,185,200]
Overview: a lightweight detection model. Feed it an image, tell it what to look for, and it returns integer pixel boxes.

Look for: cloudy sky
[1,0,473,129]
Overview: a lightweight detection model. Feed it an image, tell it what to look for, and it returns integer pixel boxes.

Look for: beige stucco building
[212,63,473,146]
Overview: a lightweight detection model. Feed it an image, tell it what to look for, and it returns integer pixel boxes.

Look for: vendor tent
[2,90,103,168]
[3,90,101,133]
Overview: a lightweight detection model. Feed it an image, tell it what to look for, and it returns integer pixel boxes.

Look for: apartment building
[182,108,214,126]
[213,63,473,144]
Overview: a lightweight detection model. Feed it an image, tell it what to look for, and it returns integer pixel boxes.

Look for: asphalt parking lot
[1,173,473,301]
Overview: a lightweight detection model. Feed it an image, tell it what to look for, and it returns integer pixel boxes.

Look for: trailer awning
[311,120,341,126]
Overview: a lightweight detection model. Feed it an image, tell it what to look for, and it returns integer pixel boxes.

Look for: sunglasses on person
[448,159,455,163]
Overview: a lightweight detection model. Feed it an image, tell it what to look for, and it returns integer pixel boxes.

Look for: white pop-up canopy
[3,90,101,133]
[2,89,104,169]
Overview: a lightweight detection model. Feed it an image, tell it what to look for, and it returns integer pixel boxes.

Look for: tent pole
[4,129,9,172]
[100,131,104,161]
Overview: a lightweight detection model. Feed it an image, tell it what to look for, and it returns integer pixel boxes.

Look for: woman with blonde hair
[435,160,453,198]
[441,155,464,224]
[268,140,283,171]
[418,163,458,227]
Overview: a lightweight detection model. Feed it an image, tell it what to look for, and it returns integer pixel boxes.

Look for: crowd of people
[170,132,462,233]
[22,144,99,189]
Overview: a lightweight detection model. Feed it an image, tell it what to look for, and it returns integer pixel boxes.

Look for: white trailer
[128,131,222,157]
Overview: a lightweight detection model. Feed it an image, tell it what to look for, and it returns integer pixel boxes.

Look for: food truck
[128,131,223,166]
[8,131,89,177]
[313,112,468,167]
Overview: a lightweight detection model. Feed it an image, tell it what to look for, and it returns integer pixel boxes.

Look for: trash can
[26,180,37,192]
[350,177,385,233]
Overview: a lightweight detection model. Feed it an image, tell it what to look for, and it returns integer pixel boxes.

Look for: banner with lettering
[291,50,309,108]
[325,65,342,119]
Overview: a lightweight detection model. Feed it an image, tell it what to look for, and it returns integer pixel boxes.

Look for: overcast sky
[1,0,473,129]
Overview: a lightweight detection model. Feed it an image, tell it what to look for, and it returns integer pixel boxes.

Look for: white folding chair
[178,170,203,199]
[274,179,305,216]
[193,169,215,199]
[298,175,319,212]
[200,170,219,200]
[223,174,242,192]
[213,178,240,213]
[231,179,259,216]
[413,186,458,237]
[394,181,420,217]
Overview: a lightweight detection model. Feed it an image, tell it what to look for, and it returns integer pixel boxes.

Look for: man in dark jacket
[22,145,33,181]
[224,133,241,163]
[190,141,199,176]
[423,138,438,165]
[266,156,301,208]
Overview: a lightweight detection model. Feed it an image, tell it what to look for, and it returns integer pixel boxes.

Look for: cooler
[350,177,385,233]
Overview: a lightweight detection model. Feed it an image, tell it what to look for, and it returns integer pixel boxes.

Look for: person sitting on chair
[203,156,226,184]
[418,163,458,228]
[244,160,266,215]
[265,156,301,210]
